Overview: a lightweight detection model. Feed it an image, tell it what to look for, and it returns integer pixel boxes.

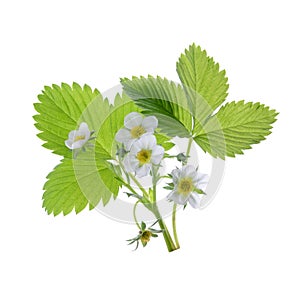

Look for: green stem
[171,136,194,249]
[152,205,178,251]
[185,136,193,165]
[172,203,180,248]
[123,181,138,195]
[133,200,141,230]
[116,157,178,251]
[152,165,179,252]
[128,172,148,198]
[116,158,146,199]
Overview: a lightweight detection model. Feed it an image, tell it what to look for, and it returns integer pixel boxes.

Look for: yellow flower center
[136,149,152,165]
[130,125,146,138]
[74,135,86,142]
[178,177,194,195]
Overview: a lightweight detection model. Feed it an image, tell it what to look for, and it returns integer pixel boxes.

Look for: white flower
[65,122,91,150]
[123,135,164,177]
[167,165,209,209]
[115,112,158,150]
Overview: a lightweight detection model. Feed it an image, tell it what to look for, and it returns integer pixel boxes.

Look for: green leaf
[194,101,278,158]
[121,76,192,138]
[177,44,229,134]
[155,132,175,151]
[141,221,146,231]
[33,83,104,158]
[176,43,229,112]
[42,157,114,216]
[194,188,205,195]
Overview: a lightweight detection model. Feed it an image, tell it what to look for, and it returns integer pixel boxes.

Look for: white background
[0,1,299,299]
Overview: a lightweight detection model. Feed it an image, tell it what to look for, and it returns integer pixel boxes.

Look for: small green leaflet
[194,101,278,158]
[42,158,113,216]
[176,43,229,111]
[121,76,192,138]
[155,132,175,151]
[176,43,229,134]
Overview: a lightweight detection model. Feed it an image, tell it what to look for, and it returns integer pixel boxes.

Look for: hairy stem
[185,136,193,165]
[171,136,194,249]
[133,200,142,230]
[172,203,180,248]
[128,172,148,198]
[152,165,179,252]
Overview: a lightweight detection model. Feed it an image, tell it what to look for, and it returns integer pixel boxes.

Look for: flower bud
[176,152,188,163]
[140,230,152,243]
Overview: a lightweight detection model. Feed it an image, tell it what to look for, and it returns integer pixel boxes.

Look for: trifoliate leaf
[33,83,104,158]
[121,76,192,138]
[42,157,114,216]
[194,101,278,158]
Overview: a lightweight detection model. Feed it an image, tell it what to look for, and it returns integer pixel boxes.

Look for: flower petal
[142,134,157,149]
[142,116,158,132]
[123,138,136,151]
[135,164,151,177]
[151,145,164,164]
[168,190,187,205]
[78,122,90,133]
[67,130,77,141]
[124,112,143,129]
[72,139,87,149]
[65,139,73,149]
[194,173,209,191]
[188,192,201,209]
[167,190,176,200]
[115,128,131,143]
[171,168,180,184]
[130,139,143,155]
[123,154,138,172]
[77,123,91,142]
[181,165,197,178]
[151,144,164,156]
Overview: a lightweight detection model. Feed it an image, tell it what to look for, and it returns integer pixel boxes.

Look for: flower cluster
[115,112,164,177]
[115,112,209,208]
[65,112,209,251]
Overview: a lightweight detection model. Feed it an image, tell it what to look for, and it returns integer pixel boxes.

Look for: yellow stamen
[136,149,152,165]
[130,125,146,138]
[74,135,85,142]
[178,177,194,195]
